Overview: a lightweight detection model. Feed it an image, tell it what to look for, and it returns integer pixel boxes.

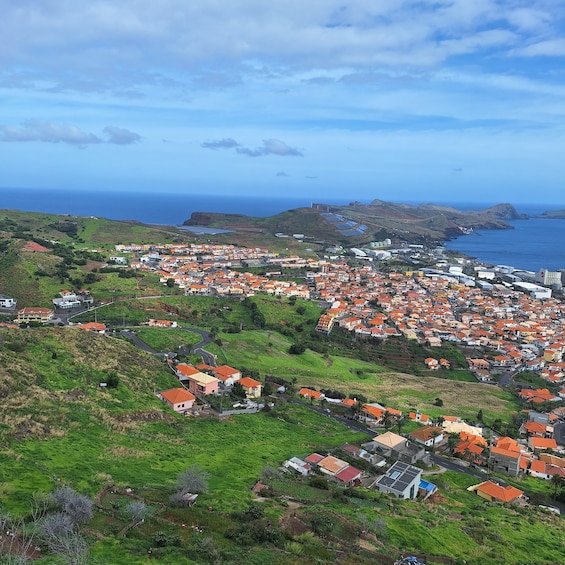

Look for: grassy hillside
[72,295,518,423]
[0,327,561,564]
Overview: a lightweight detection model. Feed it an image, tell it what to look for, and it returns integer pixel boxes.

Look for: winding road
[120,326,217,366]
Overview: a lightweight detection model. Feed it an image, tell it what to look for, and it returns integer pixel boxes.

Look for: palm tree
[550,474,564,500]
[396,416,405,435]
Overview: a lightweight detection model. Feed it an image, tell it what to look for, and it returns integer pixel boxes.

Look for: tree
[289,343,306,355]
[175,465,210,496]
[39,502,91,564]
[396,416,405,435]
[232,382,247,399]
[434,397,443,407]
[166,278,175,288]
[124,500,148,526]
[477,409,484,423]
[550,475,564,500]
[0,511,36,564]
[105,372,119,389]
[447,433,460,453]
[50,486,93,527]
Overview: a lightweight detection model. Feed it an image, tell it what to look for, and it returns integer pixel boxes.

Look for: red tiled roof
[299,388,322,399]
[335,465,362,483]
[529,437,558,450]
[240,376,261,388]
[176,364,200,377]
[476,481,523,502]
[161,388,196,404]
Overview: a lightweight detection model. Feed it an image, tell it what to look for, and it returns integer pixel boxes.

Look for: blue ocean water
[2,187,565,272]
[445,215,565,272]
[0,187,350,225]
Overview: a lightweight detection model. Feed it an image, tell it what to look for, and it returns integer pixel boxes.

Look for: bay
[445,216,565,272]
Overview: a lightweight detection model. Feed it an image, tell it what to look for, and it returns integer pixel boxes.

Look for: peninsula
[184,200,527,246]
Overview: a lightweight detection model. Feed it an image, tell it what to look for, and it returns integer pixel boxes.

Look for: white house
[374,461,422,500]
[0,295,16,308]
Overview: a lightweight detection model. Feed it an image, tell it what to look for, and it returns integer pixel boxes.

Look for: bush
[309,476,329,490]
[289,343,306,355]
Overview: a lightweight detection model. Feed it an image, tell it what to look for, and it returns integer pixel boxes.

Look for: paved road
[119,326,217,366]
[178,327,217,366]
[554,421,565,447]
[120,330,159,355]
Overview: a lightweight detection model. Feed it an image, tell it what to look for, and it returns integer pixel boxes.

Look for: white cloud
[514,38,565,56]
[202,137,303,157]
[0,121,101,145]
[201,138,240,150]
[0,121,142,146]
[103,126,142,145]
[1,1,563,92]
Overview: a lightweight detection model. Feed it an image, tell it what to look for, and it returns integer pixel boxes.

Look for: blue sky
[2,1,565,205]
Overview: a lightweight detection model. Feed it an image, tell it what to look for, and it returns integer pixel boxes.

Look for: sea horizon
[2,186,564,224]
[2,186,565,273]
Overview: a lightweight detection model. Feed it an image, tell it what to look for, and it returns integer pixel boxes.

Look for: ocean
[0,187,346,225]
[2,187,565,273]
[444,215,565,273]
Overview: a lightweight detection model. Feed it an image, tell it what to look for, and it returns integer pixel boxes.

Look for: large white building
[536,269,562,288]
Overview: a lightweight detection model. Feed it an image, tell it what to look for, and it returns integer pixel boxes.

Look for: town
[3,238,565,505]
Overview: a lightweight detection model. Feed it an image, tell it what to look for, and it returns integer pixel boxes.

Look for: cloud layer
[1,2,565,202]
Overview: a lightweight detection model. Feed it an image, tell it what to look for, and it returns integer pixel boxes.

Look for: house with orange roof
[361,404,385,425]
[175,363,201,379]
[520,388,561,403]
[78,322,107,333]
[489,445,522,476]
[409,426,444,448]
[459,431,488,447]
[316,314,336,334]
[522,420,550,438]
[316,455,349,476]
[454,441,485,464]
[540,453,565,468]
[496,436,521,453]
[213,365,241,386]
[299,388,324,401]
[528,459,550,479]
[159,388,196,413]
[341,398,357,408]
[385,407,402,418]
[472,481,524,503]
[239,377,262,398]
[424,357,439,370]
[528,437,558,453]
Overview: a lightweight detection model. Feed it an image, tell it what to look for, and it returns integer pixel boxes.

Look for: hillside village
[2,239,565,515]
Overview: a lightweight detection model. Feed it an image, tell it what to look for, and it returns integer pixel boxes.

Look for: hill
[183,200,528,246]
[0,326,563,564]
